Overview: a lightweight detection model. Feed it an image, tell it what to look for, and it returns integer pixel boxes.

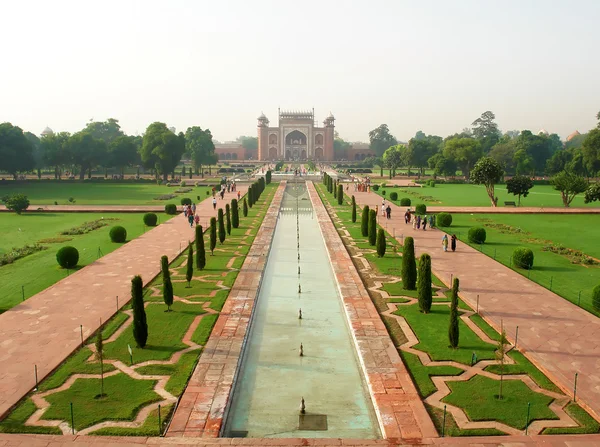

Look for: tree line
[0,119,217,181]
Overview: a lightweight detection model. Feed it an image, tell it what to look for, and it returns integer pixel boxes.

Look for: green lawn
[447,213,600,315]
[0,182,213,205]
[376,183,600,208]
[0,212,153,311]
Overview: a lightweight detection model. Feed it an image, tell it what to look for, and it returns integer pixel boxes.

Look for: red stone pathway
[0,186,247,420]
[351,189,600,422]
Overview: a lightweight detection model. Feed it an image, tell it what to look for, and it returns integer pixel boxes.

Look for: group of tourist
[442,234,457,252]
[353,177,371,192]
[183,203,200,227]
[380,199,392,219]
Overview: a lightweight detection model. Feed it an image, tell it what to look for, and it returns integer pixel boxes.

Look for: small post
[22,285,25,301]
[158,404,162,435]
[574,372,578,402]
[515,326,519,348]
[494,248,497,260]
[298,284,301,294]
[116,295,119,312]
[550,276,553,291]
[442,405,447,437]
[298,308,302,320]
[34,364,38,390]
[80,325,84,347]
[578,290,581,306]
[70,402,75,434]
[525,402,531,435]
[476,294,479,314]
[298,266,300,275]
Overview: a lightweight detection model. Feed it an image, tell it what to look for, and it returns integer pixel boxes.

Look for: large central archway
[285,130,307,145]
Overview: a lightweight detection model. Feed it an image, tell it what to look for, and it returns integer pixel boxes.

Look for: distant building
[214,143,250,161]
[567,130,581,142]
[343,143,376,161]
[40,126,54,137]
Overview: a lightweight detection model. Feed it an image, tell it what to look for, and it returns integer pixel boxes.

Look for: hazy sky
[2,0,599,143]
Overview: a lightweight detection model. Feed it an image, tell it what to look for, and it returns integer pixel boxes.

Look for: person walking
[237,190,241,200]
[451,234,457,252]
[422,215,428,231]
[191,202,196,215]
[381,204,386,217]
[188,212,194,228]
[212,197,217,210]
[416,215,421,230]
[386,205,391,219]
[442,234,449,252]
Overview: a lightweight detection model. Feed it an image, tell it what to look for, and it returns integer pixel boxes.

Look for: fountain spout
[300,397,306,414]
[298,308,302,319]
[299,343,304,357]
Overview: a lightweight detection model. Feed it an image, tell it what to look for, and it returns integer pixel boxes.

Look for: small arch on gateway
[268,147,277,159]
[315,147,323,160]
[269,134,277,144]
[315,134,323,145]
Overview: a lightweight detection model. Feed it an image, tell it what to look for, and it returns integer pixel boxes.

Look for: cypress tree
[186,242,193,287]
[449,277,460,348]
[243,198,248,217]
[226,204,231,235]
[266,170,271,184]
[131,275,148,348]
[209,217,217,255]
[351,195,357,222]
[376,228,386,258]
[417,253,432,313]
[231,199,239,228]
[195,225,206,270]
[368,209,377,246]
[248,186,253,207]
[333,180,337,198]
[218,208,226,244]
[337,184,343,205]
[401,237,417,290]
[361,205,369,237]
[161,255,174,310]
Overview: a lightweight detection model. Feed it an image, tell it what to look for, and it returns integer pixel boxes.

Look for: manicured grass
[400,351,463,398]
[101,312,129,340]
[191,314,219,345]
[0,212,152,311]
[376,183,600,208]
[484,350,561,393]
[469,314,501,342]
[137,351,200,396]
[442,375,558,430]
[0,182,213,205]
[542,403,600,434]
[427,403,507,437]
[381,281,439,299]
[448,213,600,315]
[42,373,161,430]
[0,399,61,434]
[91,404,173,436]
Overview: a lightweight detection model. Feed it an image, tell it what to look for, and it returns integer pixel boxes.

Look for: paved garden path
[351,190,600,422]
[0,186,247,419]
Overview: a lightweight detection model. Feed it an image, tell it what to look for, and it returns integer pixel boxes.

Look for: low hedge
[468,227,487,244]
[56,246,79,268]
[415,204,426,215]
[165,204,177,215]
[512,247,534,269]
[400,198,411,207]
[437,212,452,227]
[389,192,398,201]
[109,226,127,243]
[143,213,158,227]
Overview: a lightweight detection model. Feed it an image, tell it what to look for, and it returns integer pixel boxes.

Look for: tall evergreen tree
[351,195,357,222]
[231,199,239,228]
[209,217,217,255]
[243,198,248,217]
[218,208,226,243]
[195,225,206,269]
[161,255,174,311]
[368,209,377,246]
[417,253,432,313]
[361,206,370,237]
[131,275,148,348]
[186,242,193,287]
[337,184,343,205]
[225,203,231,235]
[376,228,386,257]
[448,277,460,348]
[248,186,253,207]
[333,180,337,198]
[401,237,417,290]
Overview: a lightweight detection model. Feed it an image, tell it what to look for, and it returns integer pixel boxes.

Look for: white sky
[1,0,599,142]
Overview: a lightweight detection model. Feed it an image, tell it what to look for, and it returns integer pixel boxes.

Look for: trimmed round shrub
[180,197,192,206]
[56,246,79,268]
[415,204,427,215]
[593,285,600,312]
[381,190,386,196]
[165,204,177,215]
[109,226,127,243]
[437,212,452,227]
[372,184,380,191]
[400,198,411,206]
[389,192,398,201]
[143,213,158,227]
[468,227,487,244]
[429,180,436,187]
[512,247,534,269]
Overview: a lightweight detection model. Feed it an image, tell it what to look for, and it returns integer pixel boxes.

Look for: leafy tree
[218,208,226,243]
[161,255,173,311]
[243,198,248,217]
[417,253,432,313]
[186,243,193,287]
[489,137,517,175]
[24,132,43,179]
[368,209,377,246]
[231,199,239,228]
[582,127,600,176]
[472,111,501,153]
[334,130,351,156]
[209,217,217,254]
[448,278,459,348]
[368,124,398,157]
[351,196,357,223]
[442,137,483,180]
[84,118,124,145]
[470,157,504,207]
[496,321,508,399]
[236,135,258,159]
[361,205,369,237]
[140,122,186,180]
[41,131,70,179]
[95,331,106,397]
[3,194,30,214]
[565,133,587,150]
[195,225,206,269]
[584,183,600,203]
[337,184,343,205]
[68,131,107,179]
[108,135,138,176]
[131,275,148,348]
[428,153,456,177]
[0,123,35,178]
[186,127,216,177]
[514,130,555,175]
[406,137,440,175]
[551,170,588,207]
[225,203,232,235]
[506,175,534,206]
[376,228,386,258]
[546,149,573,176]
[383,145,404,177]
[401,237,417,290]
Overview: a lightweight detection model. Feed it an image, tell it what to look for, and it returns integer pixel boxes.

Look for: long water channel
[223,182,380,438]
